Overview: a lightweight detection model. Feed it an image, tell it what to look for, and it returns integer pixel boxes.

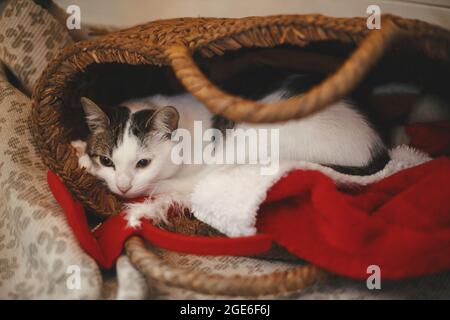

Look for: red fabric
[47,170,272,269]
[407,121,450,156]
[48,121,450,278]
[257,157,450,279]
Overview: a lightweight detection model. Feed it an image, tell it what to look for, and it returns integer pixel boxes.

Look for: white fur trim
[190,145,431,237]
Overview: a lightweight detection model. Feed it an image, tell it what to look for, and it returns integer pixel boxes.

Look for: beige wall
[55,0,450,29]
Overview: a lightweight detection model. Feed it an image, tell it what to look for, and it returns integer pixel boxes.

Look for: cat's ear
[80,97,110,132]
[147,106,179,134]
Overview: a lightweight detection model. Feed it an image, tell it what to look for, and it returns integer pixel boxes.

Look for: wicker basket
[31,14,450,296]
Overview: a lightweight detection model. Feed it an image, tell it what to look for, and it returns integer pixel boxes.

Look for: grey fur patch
[85,102,179,161]
[86,105,130,157]
[327,147,390,176]
[211,114,235,134]
[130,109,156,143]
[147,106,179,137]
[129,107,179,144]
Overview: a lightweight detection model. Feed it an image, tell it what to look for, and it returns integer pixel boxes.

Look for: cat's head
[80,97,180,198]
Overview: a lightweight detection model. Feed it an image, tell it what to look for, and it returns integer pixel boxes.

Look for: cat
[72,74,389,227]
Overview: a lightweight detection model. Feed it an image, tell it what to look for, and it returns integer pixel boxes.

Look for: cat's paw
[124,199,170,228]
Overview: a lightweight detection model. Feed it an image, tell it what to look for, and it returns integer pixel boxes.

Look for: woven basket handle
[166,20,402,123]
[125,236,328,297]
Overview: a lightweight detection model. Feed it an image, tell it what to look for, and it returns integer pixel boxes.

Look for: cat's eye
[99,155,114,167]
[136,159,151,168]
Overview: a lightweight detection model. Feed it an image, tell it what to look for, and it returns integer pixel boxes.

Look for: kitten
[72,75,388,227]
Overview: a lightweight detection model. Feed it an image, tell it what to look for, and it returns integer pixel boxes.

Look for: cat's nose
[117,185,131,194]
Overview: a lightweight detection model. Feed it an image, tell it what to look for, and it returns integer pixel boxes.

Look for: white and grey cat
[72,75,389,227]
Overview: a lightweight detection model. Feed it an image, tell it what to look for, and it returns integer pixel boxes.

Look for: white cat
[72,78,388,227]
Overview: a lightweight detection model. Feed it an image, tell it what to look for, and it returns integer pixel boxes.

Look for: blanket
[0,0,102,298]
[0,0,145,299]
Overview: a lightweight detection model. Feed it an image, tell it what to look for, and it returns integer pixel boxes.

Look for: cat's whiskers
[131,182,159,198]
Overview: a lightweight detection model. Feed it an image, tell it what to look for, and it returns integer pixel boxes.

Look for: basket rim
[124,236,329,297]
[32,13,450,102]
